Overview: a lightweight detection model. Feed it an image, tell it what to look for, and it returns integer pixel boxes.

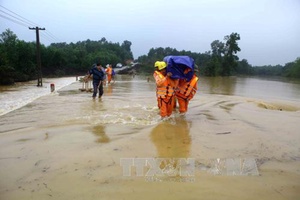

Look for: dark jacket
[89,67,105,81]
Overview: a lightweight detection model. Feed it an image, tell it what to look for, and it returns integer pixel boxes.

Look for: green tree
[14,41,36,81]
[120,40,133,61]
[207,40,225,76]
[0,29,39,83]
[284,58,300,78]
[211,40,225,57]
[222,32,241,76]
[236,59,252,75]
[0,29,18,67]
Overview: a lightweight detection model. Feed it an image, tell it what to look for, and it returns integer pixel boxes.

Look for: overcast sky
[1,0,299,66]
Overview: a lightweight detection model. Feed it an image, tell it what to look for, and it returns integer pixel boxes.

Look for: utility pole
[29,26,45,87]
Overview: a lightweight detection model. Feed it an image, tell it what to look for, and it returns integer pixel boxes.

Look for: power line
[0,12,51,44]
[0,5,61,44]
[40,31,55,44]
[0,13,29,28]
[45,30,61,41]
[0,5,38,27]
[0,10,33,27]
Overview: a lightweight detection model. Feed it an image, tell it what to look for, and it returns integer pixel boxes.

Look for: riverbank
[0,77,300,200]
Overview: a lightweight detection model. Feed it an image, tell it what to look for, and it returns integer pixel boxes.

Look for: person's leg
[166,97,174,117]
[92,81,99,98]
[160,98,168,118]
[173,96,177,110]
[98,82,103,98]
[185,100,189,113]
[177,97,187,114]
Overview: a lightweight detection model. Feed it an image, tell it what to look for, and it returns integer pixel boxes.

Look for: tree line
[0,29,133,84]
[136,33,300,79]
[0,29,299,85]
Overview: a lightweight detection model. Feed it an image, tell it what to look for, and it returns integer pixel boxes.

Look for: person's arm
[154,73,165,86]
[154,71,172,86]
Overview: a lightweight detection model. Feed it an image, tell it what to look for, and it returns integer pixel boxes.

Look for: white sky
[0,0,299,66]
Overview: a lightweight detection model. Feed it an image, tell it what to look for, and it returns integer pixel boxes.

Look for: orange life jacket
[106,67,112,75]
[176,75,198,100]
[153,71,175,99]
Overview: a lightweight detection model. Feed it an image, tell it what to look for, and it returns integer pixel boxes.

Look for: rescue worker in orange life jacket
[153,61,179,119]
[105,64,113,84]
[175,66,199,115]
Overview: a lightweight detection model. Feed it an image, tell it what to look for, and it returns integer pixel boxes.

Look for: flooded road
[0,77,76,116]
[0,75,300,200]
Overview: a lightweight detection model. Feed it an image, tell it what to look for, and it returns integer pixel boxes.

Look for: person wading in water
[86,63,105,99]
[153,61,178,119]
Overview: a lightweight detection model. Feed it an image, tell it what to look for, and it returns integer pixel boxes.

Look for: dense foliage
[0,29,299,85]
[0,29,133,84]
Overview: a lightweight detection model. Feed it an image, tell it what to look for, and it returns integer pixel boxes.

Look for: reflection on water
[150,118,192,173]
[200,76,237,95]
[104,84,113,96]
[91,125,110,143]
[199,76,300,101]
[150,118,191,159]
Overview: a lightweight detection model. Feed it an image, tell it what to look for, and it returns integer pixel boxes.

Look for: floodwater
[0,75,300,200]
[0,77,76,116]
